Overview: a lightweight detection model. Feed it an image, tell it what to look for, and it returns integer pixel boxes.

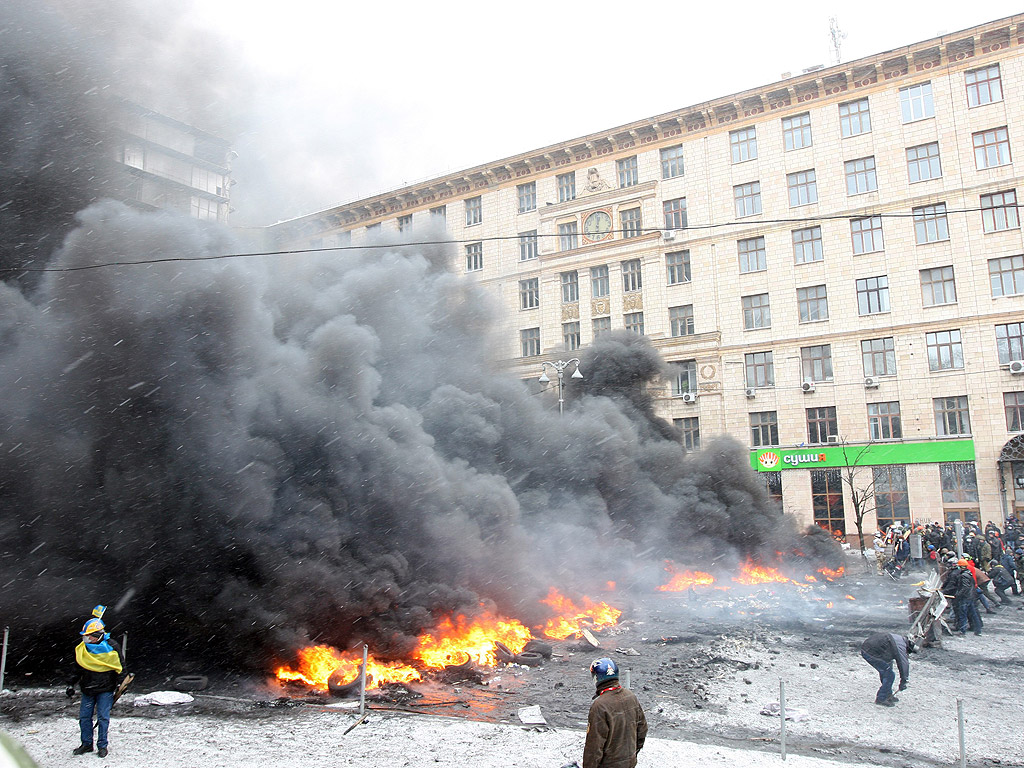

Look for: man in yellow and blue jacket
[66,606,123,759]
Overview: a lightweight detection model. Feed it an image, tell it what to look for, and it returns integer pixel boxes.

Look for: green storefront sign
[750,439,975,472]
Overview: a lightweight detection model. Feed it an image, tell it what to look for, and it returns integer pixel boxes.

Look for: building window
[935,396,971,436]
[845,156,877,195]
[674,417,701,451]
[517,182,536,213]
[906,142,942,183]
[839,98,871,137]
[624,311,645,335]
[429,205,446,220]
[926,330,964,371]
[730,126,757,163]
[563,321,581,351]
[851,216,883,254]
[966,64,1002,108]
[857,275,890,315]
[996,322,1024,364]
[862,337,897,377]
[465,242,483,272]
[617,156,639,188]
[670,360,697,396]
[1005,392,1024,432]
[620,207,643,238]
[591,265,609,298]
[797,285,829,323]
[622,259,642,292]
[801,344,834,382]
[519,278,539,310]
[764,472,783,507]
[807,406,838,444]
[750,411,779,447]
[592,316,611,337]
[738,236,766,273]
[520,328,540,357]
[981,190,1019,233]
[558,221,578,251]
[782,112,812,151]
[661,145,685,179]
[742,293,771,330]
[557,172,576,203]
[745,351,775,388]
[973,127,1012,169]
[734,182,762,217]
[518,230,538,261]
[900,81,935,123]
[874,466,910,530]
[792,226,823,264]
[868,401,902,440]
[809,474,843,535]
[989,255,1024,297]
[666,250,691,285]
[465,196,482,226]
[397,214,412,232]
[560,270,579,303]
[913,203,949,244]
[787,169,818,207]
[663,198,687,230]
[669,305,695,337]
[940,462,979,504]
[921,266,956,306]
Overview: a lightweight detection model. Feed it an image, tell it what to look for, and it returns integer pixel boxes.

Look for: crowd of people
[873,516,1023,636]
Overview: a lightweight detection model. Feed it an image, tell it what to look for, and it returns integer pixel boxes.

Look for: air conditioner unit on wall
[1010,360,1024,375]
[827,435,841,444]
[681,391,697,403]
[663,230,676,241]
[745,387,756,398]
[864,376,880,388]
[801,380,816,393]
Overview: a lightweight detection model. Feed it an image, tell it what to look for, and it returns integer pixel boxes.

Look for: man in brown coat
[583,658,647,768]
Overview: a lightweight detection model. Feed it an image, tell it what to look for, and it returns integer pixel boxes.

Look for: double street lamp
[538,358,583,416]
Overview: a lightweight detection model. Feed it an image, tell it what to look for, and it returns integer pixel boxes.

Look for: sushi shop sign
[751,439,975,473]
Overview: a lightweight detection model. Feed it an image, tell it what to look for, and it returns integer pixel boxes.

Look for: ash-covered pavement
[4,563,1023,767]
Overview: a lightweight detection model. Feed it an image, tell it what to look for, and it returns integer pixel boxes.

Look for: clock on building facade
[583,210,612,243]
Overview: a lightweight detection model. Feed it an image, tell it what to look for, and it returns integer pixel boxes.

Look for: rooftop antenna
[829,17,847,65]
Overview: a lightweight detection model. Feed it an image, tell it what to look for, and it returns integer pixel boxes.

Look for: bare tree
[829,17,847,65]
[836,436,878,570]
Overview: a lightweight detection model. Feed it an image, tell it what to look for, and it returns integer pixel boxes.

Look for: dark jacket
[956,569,978,602]
[940,566,962,597]
[988,564,1014,589]
[583,680,648,768]
[860,633,910,685]
[69,637,123,695]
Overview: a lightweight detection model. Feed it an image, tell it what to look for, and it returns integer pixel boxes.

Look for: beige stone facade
[271,16,1024,537]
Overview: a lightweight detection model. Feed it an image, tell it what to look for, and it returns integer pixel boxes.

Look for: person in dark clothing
[956,561,984,634]
[583,658,647,768]
[999,549,1020,595]
[988,563,1015,604]
[67,608,123,758]
[860,633,915,706]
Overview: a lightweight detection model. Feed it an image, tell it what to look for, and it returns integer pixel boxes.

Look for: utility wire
[2,203,1017,274]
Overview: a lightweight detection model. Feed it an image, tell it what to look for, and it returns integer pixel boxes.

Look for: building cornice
[271,14,1023,242]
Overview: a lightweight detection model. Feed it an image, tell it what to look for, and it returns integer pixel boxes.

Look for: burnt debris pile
[0,0,839,677]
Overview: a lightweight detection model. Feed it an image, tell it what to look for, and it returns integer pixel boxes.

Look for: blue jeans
[79,690,113,748]
[861,651,895,703]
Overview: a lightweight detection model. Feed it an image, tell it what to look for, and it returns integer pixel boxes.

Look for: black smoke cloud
[0,1,838,674]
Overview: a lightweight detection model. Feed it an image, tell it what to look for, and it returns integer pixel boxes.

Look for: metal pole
[954,519,964,558]
[622,669,631,690]
[957,698,966,768]
[779,679,787,761]
[121,632,128,663]
[557,370,564,417]
[359,644,368,717]
[0,627,8,692]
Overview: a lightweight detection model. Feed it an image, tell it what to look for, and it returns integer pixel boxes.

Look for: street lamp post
[538,359,583,416]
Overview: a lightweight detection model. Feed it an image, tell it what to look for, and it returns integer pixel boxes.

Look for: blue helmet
[590,657,618,683]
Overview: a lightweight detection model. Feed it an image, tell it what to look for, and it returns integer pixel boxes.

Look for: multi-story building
[109,100,234,223]
[270,15,1024,537]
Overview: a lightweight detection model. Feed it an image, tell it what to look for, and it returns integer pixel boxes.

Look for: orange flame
[732,561,794,585]
[818,566,845,580]
[275,645,420,690]
[415,613,532,667]
[826,602,834,608]
[657,563,716,592]
[540,588,622,639]
[845,595,856,601]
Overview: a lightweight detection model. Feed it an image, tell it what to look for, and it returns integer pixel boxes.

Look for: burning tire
[443,651,474,670]
[493,641,515,664]
[173,675,208,692]
[522,639,553,659]
[328,670,369,699]
[514,651,544,667]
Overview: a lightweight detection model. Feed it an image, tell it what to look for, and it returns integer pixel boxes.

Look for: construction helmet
[80,618,105,636]
[590,657,618,683]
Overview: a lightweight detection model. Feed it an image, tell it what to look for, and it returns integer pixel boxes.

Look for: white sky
[186,1,1023,224]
